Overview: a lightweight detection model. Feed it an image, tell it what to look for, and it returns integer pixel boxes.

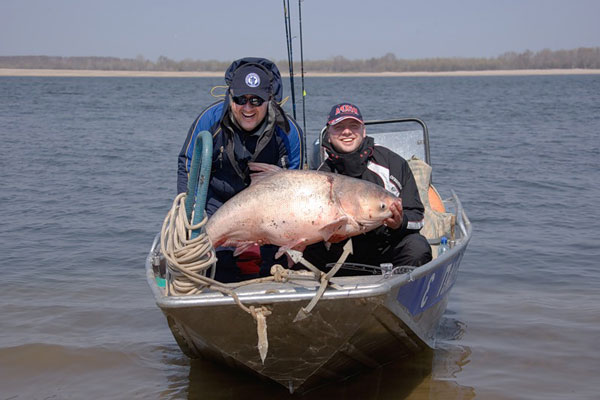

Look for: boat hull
[146,216,470,393]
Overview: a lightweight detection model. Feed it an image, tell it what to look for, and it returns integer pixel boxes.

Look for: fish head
[340,183,399,232]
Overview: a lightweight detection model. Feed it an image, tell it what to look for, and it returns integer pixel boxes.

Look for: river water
[1,74,599,399]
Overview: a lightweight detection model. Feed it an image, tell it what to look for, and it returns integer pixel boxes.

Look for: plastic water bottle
[439,236,449,256]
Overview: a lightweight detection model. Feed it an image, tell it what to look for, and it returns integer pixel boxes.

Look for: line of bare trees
[1,47,599,72]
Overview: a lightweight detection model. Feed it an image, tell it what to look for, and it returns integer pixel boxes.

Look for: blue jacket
[177,99,303,216]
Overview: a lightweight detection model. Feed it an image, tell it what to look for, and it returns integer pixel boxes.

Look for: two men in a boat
[177,58,430,281]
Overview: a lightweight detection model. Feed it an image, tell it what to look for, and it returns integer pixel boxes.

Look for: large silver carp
[205,162,400,258]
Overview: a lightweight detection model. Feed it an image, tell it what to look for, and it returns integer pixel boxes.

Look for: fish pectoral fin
[318,216,349,242]
[233,242,259,257]
[326,234,348,244]
[276,239,309,259]
[275,246,290,260]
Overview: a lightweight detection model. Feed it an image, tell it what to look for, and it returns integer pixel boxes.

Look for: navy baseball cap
[327,103,364,125]
[229,64,271,101]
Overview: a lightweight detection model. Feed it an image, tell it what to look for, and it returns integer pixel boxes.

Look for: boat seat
[370,130,426,162]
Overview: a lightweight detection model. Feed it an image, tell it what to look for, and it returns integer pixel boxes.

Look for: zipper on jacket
[218,146,224,168]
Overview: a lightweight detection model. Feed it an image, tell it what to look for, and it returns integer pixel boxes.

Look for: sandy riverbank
[1,68,600,78]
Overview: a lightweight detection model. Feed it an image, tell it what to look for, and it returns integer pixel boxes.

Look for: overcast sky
[2,0,599,62]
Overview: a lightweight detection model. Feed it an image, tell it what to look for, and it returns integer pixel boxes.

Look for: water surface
[1,74,599,399]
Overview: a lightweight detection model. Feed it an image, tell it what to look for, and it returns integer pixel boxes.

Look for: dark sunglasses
[232,96,265,107]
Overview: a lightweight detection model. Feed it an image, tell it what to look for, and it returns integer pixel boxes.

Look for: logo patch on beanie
[245,73,260,88]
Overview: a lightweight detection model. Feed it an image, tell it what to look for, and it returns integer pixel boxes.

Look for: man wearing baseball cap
[177,57,303,282]
[304,102,432,272]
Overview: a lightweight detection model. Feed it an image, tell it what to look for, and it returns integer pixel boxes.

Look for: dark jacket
[177,98,303,216]
[319,135,425,241]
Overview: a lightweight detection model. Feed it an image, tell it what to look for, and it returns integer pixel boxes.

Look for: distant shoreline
[1,68,600,78]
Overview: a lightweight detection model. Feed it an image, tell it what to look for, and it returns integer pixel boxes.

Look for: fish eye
[380,203,387,210]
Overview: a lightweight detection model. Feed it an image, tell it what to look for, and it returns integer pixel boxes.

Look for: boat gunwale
[145,191,472,310]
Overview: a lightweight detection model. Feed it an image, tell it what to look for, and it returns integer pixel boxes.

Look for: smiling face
[230,95,269,131]
[327,118,366,153]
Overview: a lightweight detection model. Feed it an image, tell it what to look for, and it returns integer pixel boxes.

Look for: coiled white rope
[160,192,217,295]
[160,193,292,362]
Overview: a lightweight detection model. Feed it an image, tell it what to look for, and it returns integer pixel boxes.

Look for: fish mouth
[355,219,384,232]
[355,211,393,231]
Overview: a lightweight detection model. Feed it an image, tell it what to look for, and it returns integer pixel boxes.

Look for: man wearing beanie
[177,57,303,282]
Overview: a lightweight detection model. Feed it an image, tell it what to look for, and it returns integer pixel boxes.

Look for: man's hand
[383,200,403,230]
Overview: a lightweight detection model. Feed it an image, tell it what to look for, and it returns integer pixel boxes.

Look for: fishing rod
[283,0,309,169]
[298,0,308,169]
[282,0,297,120]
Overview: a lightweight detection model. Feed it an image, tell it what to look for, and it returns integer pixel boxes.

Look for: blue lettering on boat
[396,248,465,315]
